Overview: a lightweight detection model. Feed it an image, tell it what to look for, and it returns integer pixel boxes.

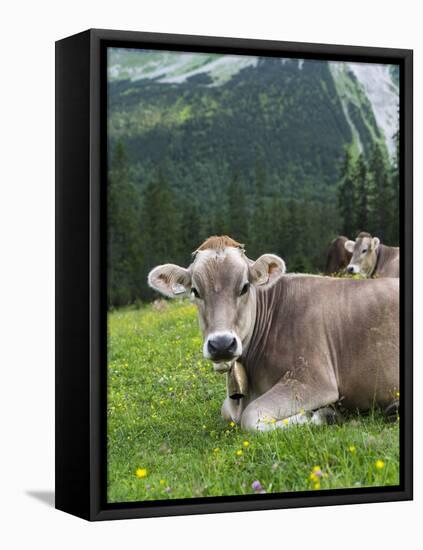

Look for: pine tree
[284,198,315,273]
[140,170,179,299]
[268,196,289,258]
[367,144,392,242]
[226,172,249,244]
[178,201,202,263]
[108,141,143,307]
[212,205,228,236]
[337,148,356,238]
[354,153,369,233]
[390,128,400,245]
[250,162,272,258]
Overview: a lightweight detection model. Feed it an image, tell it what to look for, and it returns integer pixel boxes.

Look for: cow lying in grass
[149,236,399,431]
[345,232,400,278]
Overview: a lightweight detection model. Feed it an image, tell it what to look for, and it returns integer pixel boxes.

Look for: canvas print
[106,47,400,504]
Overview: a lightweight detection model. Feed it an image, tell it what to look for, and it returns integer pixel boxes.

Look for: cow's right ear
[249,254,286,286]
[148,264,191,298]
[344,240,355,253]
[371,237,380,250]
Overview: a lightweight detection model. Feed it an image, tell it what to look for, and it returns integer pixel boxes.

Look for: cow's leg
[221,397,234,421]
[221,396,244,424]
[311,406,343,425]
[240,378,339,432]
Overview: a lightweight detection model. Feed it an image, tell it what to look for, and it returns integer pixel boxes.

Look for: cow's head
[148,236,285,369]
[345,232,380,277]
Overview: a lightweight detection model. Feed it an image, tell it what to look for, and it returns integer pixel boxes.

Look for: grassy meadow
[107,300,399,503]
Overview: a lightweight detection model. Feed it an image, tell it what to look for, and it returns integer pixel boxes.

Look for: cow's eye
[191,287,201,299]
[240,282,250,296]
[362,249,368,254]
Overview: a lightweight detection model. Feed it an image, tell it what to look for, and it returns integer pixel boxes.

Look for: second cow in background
[345,232,400,278]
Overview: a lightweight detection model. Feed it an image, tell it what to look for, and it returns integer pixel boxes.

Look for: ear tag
[172,284,186,295]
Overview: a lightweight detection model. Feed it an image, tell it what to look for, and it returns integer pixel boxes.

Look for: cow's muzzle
[204,331,242,362]
[347,264,359,274]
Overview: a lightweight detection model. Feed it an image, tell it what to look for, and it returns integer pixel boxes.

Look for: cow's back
[375,245,400,278]
[244,275,399,410]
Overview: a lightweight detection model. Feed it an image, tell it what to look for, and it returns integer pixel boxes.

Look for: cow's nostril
[347,266,354,273]
[228,337,237,353]
[207,339,217,354]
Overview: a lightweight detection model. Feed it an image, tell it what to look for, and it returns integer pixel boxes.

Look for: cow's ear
[371,237,380,250]
[344,240,355,253]
[249,254,286,286]
[148,264,191,298]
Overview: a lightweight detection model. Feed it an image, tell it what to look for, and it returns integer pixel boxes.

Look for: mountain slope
[108,48,399,160]
[329,62,398,156]
[108,58,337,206]
[107,49,400,304]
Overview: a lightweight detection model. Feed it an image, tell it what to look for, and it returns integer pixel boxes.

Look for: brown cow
[324,236,352,275]
[148,236,399,431]
[345,232,400,278]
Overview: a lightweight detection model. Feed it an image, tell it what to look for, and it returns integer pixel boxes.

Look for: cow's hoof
[311,407,342,426]
[384,400,399,423]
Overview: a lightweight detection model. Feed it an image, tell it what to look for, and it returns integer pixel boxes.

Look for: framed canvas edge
[56,28,413,522]
[81,27,413,60]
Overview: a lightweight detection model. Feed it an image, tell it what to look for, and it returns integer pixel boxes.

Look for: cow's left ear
[371,237,380,250]
[249,254,286,286]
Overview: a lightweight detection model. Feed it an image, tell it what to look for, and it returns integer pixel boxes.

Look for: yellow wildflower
[236,450,243,456]
[159,479,165,485]
[313,482,321,490]
[309,465,324,483]
[348,445,356,453]
[135,468,147,478]
[375,459,385,470]
[282,418,289,425]
[229,421,235,427]
[243,440,250,447]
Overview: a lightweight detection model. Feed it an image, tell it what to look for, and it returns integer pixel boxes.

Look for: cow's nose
[347,266,354,274]
[207,334,238,360]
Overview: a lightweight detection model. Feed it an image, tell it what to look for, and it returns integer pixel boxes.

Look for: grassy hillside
[107,300,399,503]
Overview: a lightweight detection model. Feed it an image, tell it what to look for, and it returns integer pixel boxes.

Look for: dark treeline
[108,140,399,307]
[337,136,400,245]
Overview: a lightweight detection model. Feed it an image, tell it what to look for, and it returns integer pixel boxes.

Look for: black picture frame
[55,28,413,521]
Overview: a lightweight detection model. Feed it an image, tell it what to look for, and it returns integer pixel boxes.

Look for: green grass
[107,300,400,503]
